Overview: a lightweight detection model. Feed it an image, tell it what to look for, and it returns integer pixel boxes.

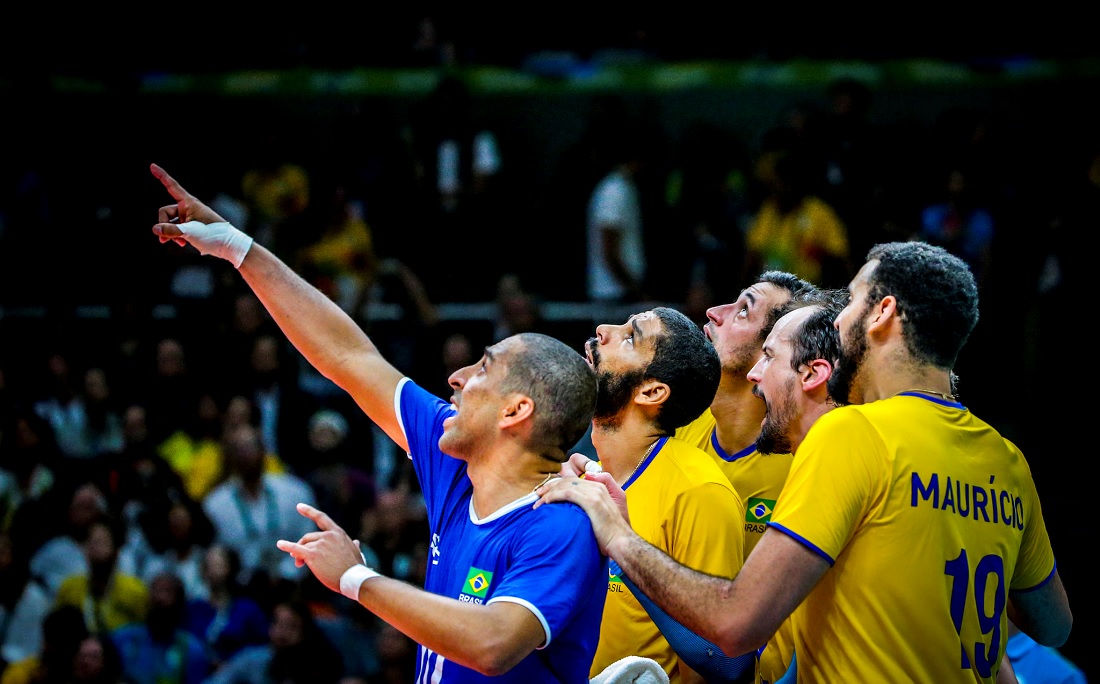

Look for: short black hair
[499,332,598,463]
[865,241,979,368]
[647,307,721,433]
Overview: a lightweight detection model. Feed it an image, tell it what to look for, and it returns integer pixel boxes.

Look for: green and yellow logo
[464,567,494,598]
[746,497,776,523]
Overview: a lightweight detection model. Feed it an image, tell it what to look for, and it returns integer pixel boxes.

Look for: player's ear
[500,393,534,427]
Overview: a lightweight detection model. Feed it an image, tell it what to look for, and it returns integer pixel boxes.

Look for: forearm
[610,533,765,657]
[355,576,536,675]
[237,244,404,432]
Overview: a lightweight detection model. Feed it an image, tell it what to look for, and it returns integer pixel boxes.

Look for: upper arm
[337,351,408,451]
[1008,569,1072,647]
[479,600,552,671]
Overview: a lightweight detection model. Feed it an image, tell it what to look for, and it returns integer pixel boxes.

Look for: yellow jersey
[769,393,1057,683]
[590,436,745,683]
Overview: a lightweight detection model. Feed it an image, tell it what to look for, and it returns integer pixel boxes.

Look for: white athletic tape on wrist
[340,564,380,600]
[177,221,254,268]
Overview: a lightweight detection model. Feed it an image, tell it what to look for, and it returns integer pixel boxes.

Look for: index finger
[295,502,341,532]
[150,163,189,202]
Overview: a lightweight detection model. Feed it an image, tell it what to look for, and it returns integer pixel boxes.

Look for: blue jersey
[398,379,608,683]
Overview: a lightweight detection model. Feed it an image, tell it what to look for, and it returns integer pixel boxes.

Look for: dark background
[2,11,1096,678]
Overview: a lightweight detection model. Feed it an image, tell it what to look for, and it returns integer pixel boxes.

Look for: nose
[706,303,731,325]
[747,357,765,384]
[593,324,615,343]
[448,365,470,391]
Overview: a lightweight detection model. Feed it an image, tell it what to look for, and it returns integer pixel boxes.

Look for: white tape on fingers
[177,221,254,268]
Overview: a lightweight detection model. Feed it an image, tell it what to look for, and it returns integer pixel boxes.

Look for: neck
[591,416,661,484]
[709,381,766,454]
[866,364,955,404]
[466,454,557,519]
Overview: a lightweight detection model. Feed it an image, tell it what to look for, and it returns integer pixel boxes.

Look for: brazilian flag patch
[464,567,494,599]
[745,497,776,523]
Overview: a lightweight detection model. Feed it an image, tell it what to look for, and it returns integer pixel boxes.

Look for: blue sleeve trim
[1012,561,1057,594]
[766,523,835,566]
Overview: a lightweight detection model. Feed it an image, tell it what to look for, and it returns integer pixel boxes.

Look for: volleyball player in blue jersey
[148,164,607,683]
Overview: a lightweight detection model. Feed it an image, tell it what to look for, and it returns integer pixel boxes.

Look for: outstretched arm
[277,503,545,676]
[150,164,407,450]
[536,477,829,658]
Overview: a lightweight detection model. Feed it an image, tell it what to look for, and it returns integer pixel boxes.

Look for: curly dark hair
[864,242,979,368]
[646,307,722,433]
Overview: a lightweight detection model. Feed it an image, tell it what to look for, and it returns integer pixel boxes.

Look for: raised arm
[149,164,407,450]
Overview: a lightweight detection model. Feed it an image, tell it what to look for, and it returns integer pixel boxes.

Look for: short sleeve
[487,505,606,647]
[769,409,883,563]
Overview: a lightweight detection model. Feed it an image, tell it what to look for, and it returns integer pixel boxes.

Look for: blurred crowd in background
[0,15,1097,683]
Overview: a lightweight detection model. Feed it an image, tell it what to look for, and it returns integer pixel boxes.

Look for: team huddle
[149,163,1071,684]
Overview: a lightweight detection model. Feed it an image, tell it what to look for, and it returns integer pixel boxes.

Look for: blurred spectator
[201,424,316,608]
[818,77,883,259]
[586,121,650,304]
[184,544,268,669]
[138,337,204,449]
[373,621,417,684]
[33,354,123,465]
[0,605,87,684]
[664,121,753,306]
[71,633,127,684]
[202,597,345,684]
[491,273,550,342]
[0,530,50,671]
[111,572,213,684]
[121,494,214,601]
[406,74,505,301]
[741,132,853,287]
[302,409,375,535]
[233,334,315,472]
[53,516,149,635]
[158,391,229,502]
[0,409,56,541]
[916,162,996,290]
[239,154,312,262]
[28,480,109,599]
[357,487,429,584]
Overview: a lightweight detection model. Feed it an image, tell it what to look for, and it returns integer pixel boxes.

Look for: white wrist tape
[340,564,380,600]
[177,221,254,268]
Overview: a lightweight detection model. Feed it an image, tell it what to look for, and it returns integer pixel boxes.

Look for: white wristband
[340,564,380,600]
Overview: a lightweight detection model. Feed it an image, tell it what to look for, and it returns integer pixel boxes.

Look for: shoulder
[658,438,737,490]
[674,409,716,446]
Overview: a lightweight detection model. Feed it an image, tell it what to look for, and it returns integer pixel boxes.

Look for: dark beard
[594,369,646,423]
[588,337,646,423]
[828,312,868,405]
[755,378,796,455]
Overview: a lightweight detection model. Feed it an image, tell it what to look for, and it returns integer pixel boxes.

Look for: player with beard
[745,296,844,684]
[674,272,817,559]
[538,242,1071,683]
[583,307,743,684]
[146,164,607,683]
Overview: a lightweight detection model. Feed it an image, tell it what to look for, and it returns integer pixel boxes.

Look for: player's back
[772,393,1057,683]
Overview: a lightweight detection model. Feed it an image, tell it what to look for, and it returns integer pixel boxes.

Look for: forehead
[849,260,878,296]
[765,307,811,352]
